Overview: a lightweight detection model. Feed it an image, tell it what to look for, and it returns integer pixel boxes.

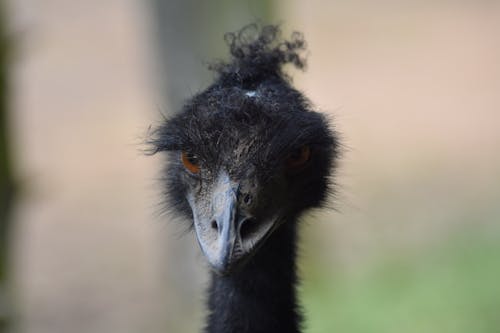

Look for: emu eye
[286,145,311,171]
[181,151,201,174]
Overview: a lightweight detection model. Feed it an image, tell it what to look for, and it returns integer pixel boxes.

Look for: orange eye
[286,146,311,170]
[181,151,201,174]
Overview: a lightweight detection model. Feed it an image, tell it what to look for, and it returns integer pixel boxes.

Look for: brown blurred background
[3,0,500,332]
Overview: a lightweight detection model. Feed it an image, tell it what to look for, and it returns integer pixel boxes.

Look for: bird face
[152,88,337,275]
[186,169,283,275]
[179,140,315,274]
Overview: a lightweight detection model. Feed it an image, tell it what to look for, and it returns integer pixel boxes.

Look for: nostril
[211,220,218,231]
[243,194,252,205]
[239,217,258,240]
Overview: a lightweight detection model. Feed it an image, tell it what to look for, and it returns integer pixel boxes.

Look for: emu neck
[205,220,300,333]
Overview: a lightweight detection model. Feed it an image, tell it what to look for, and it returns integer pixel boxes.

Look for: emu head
[150,25,338,275]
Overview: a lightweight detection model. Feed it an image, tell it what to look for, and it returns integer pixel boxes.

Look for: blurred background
[2,0,500,332]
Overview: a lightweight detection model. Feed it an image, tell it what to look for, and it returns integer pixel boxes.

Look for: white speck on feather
[245,91,257,98]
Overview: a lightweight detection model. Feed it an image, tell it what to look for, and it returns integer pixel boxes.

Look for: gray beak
[190,173,239,274]
[190,172,279,275]
[208,182,238,273]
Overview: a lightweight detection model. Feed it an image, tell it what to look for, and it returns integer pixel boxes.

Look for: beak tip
[207,257,232,275]
[199,240,234,275]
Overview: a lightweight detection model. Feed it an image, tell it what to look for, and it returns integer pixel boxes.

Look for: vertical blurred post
[0,0,14,331]
[148,1,273,330]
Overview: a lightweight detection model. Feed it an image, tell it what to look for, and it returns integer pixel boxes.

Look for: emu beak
[190,172,273,275]
[207,184,238,274]
[189,173,239,274]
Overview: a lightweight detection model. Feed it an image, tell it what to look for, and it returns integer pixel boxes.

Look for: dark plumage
[149,24,339,333]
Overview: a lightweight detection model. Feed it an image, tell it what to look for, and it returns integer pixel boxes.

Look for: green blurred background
[2,0,500,332]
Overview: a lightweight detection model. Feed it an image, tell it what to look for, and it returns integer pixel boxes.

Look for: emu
[149,24,339,333]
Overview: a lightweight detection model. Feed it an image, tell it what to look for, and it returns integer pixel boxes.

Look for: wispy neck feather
[204,220,301,333]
